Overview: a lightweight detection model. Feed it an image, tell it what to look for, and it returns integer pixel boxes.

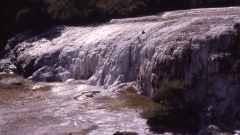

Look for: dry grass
[32,85,53,92]
[0,73,21,79]
[0,73,52,104]
[0,83,28,104]
[94,96,124,110]
[118,87,159,111]
[95,86,158,112]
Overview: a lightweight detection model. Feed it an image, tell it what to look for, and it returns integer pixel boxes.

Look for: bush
[153,80,190,106]
[141,80,200,133]
[97,0,147,18]
[141,102,169,123]
[46,0,81,24]
[119,86,160,110]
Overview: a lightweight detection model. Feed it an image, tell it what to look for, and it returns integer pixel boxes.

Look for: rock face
[1,7,240,131]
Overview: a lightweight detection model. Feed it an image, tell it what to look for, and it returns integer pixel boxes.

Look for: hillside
[1,7,240,134]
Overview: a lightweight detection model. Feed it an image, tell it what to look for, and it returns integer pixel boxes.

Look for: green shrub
[46,0,81,23]
[141,80,199,133]
[140,102,170,122]
[153,80,190,106]
[1,0,240,52]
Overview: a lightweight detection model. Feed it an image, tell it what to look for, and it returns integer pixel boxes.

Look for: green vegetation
[94,86,159,111]
[119,86,160,110]
[0,73,21,79]
[116,82,199,133]
[153,80,190,105]
[0,0,240,53]
[141,81,199,133]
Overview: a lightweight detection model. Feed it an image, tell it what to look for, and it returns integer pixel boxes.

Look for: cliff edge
[1,7,240,132]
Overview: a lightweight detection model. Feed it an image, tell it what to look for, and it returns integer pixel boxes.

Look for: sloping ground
[0,74,150,135]
[1,7,240,132]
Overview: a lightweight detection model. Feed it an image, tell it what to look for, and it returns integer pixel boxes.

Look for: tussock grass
[94,86,159,112]
[0,73,52,104]
[118,87,159,111]
[0,83,28,103]
[0,73,21,79]
[94,86,158,111]
[115,83,199,133]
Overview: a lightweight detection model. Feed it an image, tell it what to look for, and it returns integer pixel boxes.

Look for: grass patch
[0,73,52,104]
[94,96,125,110]
[117,82,199,133]
[118,87,159,111]
[94,86,158,111]
[0,83,28,101]
[0,73,21,79]
[95,82,199,133]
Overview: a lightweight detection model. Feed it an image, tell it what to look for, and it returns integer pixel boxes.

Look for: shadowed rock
[1,7,240,132]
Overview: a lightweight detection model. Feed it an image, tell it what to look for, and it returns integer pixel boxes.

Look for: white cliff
[1,7,240,131]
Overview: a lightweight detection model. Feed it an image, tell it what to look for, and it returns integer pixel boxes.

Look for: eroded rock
[1,7,240,131]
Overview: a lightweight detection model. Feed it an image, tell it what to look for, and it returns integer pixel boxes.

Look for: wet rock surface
[1,7,240,133]
[0,76,151,135]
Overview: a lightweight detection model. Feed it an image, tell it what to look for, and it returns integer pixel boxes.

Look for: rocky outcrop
[1,7,240,131]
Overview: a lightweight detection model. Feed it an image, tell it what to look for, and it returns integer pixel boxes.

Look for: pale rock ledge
[1,7,240,130]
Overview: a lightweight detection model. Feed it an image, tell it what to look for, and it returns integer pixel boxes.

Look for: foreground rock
[1,7,240,132]
[0,75,150,135]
